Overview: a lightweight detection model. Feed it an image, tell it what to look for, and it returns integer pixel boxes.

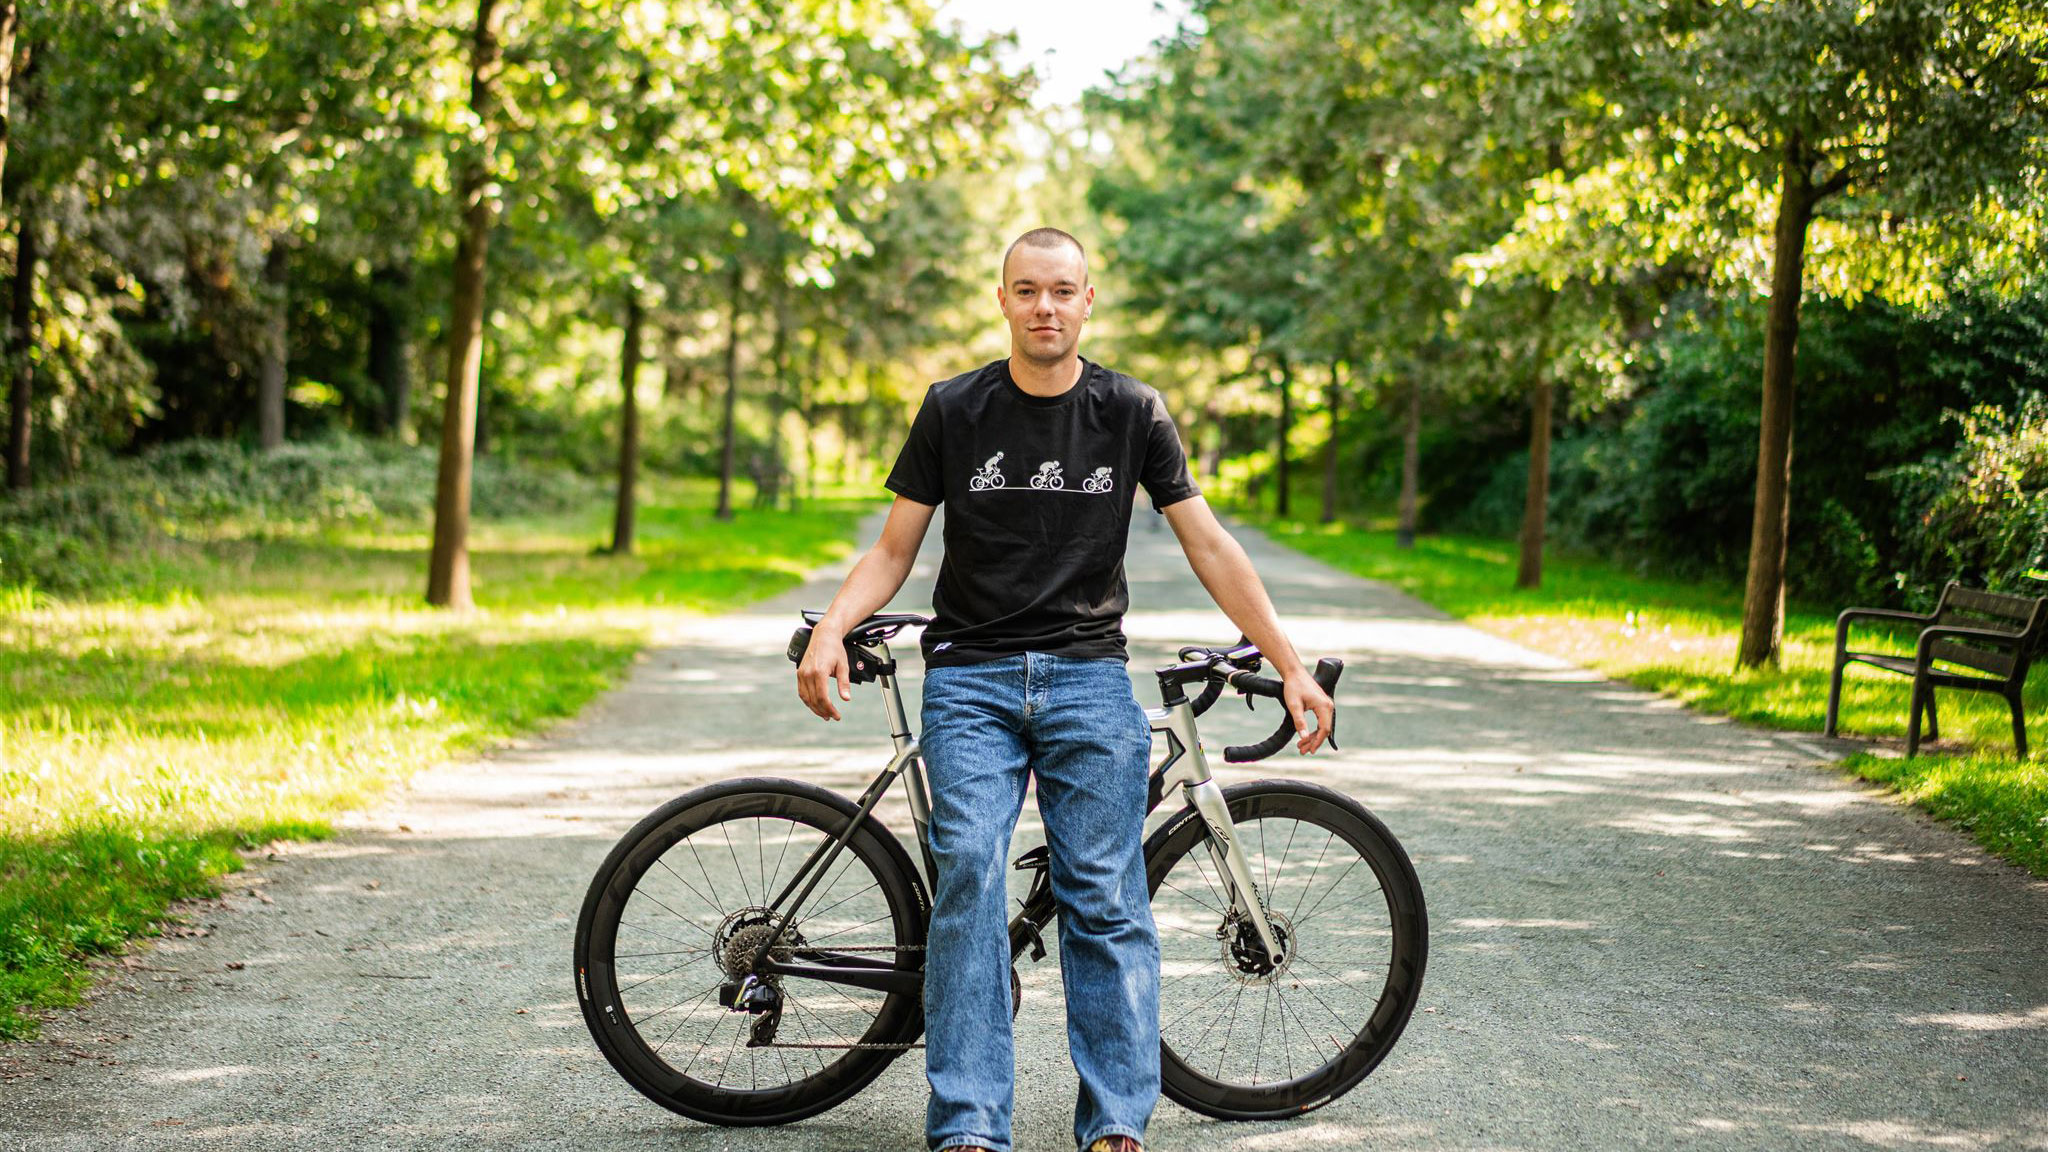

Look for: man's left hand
[1282,669,1336,756]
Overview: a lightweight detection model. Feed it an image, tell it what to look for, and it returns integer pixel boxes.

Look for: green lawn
[1251,516,2048,876]
[0,483,872,1038]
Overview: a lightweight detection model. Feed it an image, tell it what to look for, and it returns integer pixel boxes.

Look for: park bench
[1824,582,2045,759]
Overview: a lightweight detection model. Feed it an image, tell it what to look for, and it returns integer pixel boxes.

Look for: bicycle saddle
[788,611,931,682]
[798,609,931,647]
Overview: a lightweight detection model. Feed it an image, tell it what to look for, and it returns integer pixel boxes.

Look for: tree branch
[1813,161,1856,201]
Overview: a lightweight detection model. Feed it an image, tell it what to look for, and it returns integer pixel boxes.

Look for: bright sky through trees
[939,0,1189,107]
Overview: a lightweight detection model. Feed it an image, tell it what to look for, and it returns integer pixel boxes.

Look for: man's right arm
[796,496,937,721]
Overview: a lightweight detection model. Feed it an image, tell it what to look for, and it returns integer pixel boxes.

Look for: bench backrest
[1930,582,2047,679]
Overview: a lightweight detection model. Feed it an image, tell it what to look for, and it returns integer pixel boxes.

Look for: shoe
[1086,1138,1143,1152]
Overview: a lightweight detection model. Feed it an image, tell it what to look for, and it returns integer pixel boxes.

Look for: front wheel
[1144,780,1427,1120]
[575,778,928,1125]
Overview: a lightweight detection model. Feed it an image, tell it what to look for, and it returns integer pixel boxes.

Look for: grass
[1249,513,2048,876]
[0,480,873,1038]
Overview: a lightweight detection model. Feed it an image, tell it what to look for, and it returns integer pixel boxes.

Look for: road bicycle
[574,611,1428,1126]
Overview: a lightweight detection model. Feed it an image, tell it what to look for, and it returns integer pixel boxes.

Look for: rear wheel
[575,778,927,1125]
[1145,780,1427,1119]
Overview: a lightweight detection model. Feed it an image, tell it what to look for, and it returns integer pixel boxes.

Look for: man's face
[998,242,1093,366]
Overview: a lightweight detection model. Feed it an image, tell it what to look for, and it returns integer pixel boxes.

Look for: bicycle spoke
[616,949,713,997]
[765,821,808,903]
[1293,888,1390,931]
[720,822,753,908]
[636,875,718,941]
[800,880,883,926]
[612,945,710,961]
[1286,831,1337,923]
[802,911,892,944]
[1293,855,1367,924]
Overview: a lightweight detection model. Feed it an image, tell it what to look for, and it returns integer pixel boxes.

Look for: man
[795,227,1333,1152]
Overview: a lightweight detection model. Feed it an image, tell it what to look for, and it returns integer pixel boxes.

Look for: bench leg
[1924,687,1939,742]
[1908,683,1924,758]
[2012,694,2029,761]
[1824,654,1847,737]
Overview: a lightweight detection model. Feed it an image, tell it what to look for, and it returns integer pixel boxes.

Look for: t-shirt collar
[998,356,1094,408]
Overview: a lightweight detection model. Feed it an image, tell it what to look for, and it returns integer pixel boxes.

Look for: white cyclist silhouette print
[968,451,1007,491]
[965,455,1113,496]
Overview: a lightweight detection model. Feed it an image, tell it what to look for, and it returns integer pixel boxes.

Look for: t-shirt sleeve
[1138,390,1201,511]
[883,387,944,506]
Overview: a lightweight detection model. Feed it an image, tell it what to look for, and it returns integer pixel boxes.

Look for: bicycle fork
[1150,704,1289,966]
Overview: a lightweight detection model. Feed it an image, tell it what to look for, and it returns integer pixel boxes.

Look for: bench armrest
[1914,624,2030,663]
[1835,607,1934,657]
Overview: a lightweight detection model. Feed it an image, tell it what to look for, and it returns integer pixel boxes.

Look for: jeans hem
[931,1136,1011,1152]
[1078,1123,1147,1149]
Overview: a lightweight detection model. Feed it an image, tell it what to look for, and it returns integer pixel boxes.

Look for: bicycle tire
[575,778,929,1125]
[1144,780,1427,1120]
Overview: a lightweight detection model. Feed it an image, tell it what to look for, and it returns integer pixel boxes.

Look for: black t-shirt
[884,357,1201,666]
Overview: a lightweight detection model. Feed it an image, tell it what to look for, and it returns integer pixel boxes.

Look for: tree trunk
[1516,374,1554,589]
[5,193,36,491]
[1397,376,1420,549]
[610,289,643,555]
[1736,141,1816,668]
[715,258,743,521]
[0,4,19,221]
[1274,358,1293,517]
[426,0,505,610]
[1321,359,1342,525]
[759,285,789,511]
[368,261,413,440]
[796,329,821,509]
[258,238,289,450]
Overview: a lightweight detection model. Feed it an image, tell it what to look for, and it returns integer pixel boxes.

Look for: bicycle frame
[746,637,1289,996]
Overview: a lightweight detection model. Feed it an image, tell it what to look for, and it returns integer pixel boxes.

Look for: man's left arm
[1160,496,1335,755]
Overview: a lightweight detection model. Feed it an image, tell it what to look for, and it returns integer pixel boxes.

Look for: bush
[0,436,599,593]
[1886,395,2048,602]
[1410,289,2048,606]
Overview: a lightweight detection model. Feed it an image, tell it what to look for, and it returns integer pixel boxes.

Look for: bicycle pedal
[1011,845,1049,872]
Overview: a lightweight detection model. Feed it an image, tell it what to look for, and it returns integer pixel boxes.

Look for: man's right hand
[797,628,854,721]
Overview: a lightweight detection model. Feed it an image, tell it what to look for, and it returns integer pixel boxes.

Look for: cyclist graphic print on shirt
[884,357,1201,667]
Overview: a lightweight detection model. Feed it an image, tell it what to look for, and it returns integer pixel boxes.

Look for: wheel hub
[1219,909,1295,985]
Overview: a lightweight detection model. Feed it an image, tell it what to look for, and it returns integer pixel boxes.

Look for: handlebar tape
[1223,657,1343,763]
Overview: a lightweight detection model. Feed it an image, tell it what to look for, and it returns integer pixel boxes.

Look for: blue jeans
[919,653,1160,1152]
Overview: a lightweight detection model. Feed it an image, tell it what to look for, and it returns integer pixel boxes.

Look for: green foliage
[1396,290,2048,605]
[0,830,244,1040]
[0,480,872,1039]
[0,437,595,594]
[1844,751,2048,876]
[1888,395,2048,599]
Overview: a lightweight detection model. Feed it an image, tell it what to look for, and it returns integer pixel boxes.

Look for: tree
[425,0,505,610]
[1501,0,2048,664]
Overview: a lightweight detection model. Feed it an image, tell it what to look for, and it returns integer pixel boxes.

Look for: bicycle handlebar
[1223,657,1343,763]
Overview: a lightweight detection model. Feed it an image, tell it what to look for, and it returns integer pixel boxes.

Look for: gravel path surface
[6,509,2046,1151]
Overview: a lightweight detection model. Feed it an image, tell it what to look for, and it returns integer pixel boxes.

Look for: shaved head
[1002,227,1088,286]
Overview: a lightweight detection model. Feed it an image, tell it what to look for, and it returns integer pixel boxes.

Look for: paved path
[7,511,2047,1151]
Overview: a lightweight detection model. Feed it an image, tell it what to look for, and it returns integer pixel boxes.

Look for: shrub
[0,436,599,594]
[1886,394,2048,602]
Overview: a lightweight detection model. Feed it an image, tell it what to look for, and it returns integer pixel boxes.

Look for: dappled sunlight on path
[5,509,2045,1151]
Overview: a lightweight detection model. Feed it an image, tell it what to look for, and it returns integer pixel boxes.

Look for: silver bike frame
[865,638,1289,965]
